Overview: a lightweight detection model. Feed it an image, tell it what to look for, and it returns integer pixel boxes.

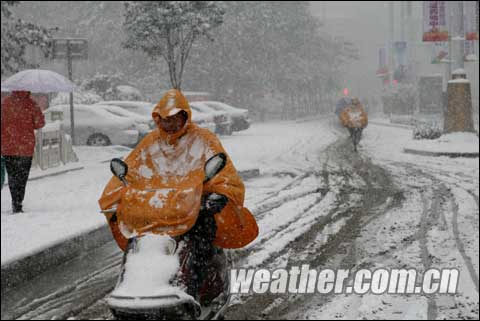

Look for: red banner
[464,1,479,41]
[423,1,449,42]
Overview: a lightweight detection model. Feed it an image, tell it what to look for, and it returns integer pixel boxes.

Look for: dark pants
[183,211,218,300]
[3,156,33,210]
[348,127,363,151]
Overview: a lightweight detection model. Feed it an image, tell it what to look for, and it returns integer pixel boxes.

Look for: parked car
[100,100,216,133]
[190,101,233,135]
[98,101,155,117]
[202,101,250,131]
[92,104,152,140]
[45,104,139,147]
[190,112,216,133]
[97,101,156,129]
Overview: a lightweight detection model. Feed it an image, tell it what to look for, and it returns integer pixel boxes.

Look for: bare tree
[123,1,225,90]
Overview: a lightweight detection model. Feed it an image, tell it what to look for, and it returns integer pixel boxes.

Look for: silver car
[45,104,139,147]
[93,104,152,140]
[202,101,250,132]
[190,101,233,135]
[99,100,216,133]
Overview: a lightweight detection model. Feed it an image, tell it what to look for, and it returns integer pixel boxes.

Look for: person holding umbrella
[1,69,75,213]
[1,90,45,213]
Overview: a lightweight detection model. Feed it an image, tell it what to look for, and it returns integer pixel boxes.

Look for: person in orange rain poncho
[338,98,368,130]
[98,89,258,253]
[338,97,368,152]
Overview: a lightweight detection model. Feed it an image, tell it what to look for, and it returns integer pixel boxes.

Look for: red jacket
[1,91,46,157]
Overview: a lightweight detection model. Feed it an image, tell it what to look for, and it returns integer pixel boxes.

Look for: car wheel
[87,133,111,146]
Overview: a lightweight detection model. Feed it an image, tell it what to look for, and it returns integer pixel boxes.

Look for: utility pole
[400,1,405,41]
[450,1,465,73]
[52,38,88,145]
[388,1,395,88]
[444,1,475,133]
[66,41,75,145]
[406,1,416,83]
[322,1,326,25]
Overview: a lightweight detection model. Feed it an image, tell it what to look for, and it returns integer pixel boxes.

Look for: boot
[12,203,23,214]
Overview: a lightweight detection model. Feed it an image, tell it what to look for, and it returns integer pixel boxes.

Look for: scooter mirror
[204,153,227,183]
[110,158,128,186]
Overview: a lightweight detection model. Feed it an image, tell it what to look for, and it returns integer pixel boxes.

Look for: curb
[1,168,260,291]
[403,148,479,158]
[1,224,112,291]
[28,164,85,181]
[370,120,414,130]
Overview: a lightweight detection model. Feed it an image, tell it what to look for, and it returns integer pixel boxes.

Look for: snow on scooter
[102,153,232,320]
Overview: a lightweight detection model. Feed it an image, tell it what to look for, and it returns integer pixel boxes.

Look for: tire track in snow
[451,198,480,293]
[256,172,311,204]
[419,191,439,320]
[241,192,336,269]
[226,131,402,320]
[397,164,479,294]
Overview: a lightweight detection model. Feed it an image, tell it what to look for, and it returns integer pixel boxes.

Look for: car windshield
[204,103,223,111]
[190,105,207,114]
[103,109,127,118]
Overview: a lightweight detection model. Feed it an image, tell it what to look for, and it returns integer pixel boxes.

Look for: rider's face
[155,111,188,134]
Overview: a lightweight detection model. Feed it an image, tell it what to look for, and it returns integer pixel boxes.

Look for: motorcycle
[102,153,232,320]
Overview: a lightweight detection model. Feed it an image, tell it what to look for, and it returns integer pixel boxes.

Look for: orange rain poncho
[99,90,258,251]
[339,99,368,129]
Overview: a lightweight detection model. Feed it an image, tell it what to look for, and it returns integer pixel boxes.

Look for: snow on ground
[3,118,478,319]
[302,123,479,320]
[405,131,479,154]
[1,121,335,266]
[221,120,337,176]
[224,120,339,267]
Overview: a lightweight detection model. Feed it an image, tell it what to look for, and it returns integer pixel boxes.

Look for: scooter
[102,153,232,320]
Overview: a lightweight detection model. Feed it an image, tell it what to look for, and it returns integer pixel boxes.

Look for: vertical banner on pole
[393,41,408,82]
[376,46,389,77]
[464,1,479,41]
[394,41,408,67]
[423,1,449,42]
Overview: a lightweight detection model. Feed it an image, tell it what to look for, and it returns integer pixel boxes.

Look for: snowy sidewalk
[404,132,479,158]
[1,146,133,265]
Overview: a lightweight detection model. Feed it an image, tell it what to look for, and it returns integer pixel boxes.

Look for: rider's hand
[201,193,228,215]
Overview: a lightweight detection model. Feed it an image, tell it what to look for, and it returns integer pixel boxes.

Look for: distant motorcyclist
[99,89,258,303]
[336,97,368,152]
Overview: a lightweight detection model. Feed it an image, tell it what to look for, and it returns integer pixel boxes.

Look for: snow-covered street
[226,121,479,320]
[2,119,478,320]
[2,1,480,320]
